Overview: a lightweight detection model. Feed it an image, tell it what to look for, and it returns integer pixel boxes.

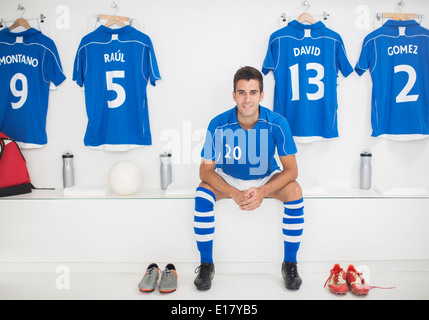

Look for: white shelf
[1,186,428,200]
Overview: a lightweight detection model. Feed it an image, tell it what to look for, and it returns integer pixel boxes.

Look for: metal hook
[303,0,310,12]
[17,4,25,18]
[111,2,119,15]
[397,0,405,13]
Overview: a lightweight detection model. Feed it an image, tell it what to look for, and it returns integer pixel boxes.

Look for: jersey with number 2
[355,20,429,140]
[73,25,161,150]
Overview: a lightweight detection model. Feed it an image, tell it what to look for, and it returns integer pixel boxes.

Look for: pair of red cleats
[324,264,370,295]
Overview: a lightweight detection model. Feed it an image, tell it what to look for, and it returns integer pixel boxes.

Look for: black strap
[31,184,55,191]
[0,138,5,161]
[0,183,32,197]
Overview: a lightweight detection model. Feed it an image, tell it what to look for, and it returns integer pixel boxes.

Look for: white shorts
[215,168,281,191]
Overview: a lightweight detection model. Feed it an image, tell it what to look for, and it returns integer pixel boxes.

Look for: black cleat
[194,263,215,290]
[282,262,302,290]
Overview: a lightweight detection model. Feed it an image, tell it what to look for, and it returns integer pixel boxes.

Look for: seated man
[193,66,305,291]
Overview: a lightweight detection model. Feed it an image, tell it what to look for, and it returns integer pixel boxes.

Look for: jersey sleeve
[355,37,373,76]
[336,38,354,77]
[201,118,220,161]
[43,41,66,86]
[72,41,87,87]
[142,38,161,87]
[262,36,278,75]
[273,117,297,156]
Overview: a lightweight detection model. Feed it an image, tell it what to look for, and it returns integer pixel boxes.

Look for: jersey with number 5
[355,20,429,140]
[263,20,353,143]
[0,28,66,148]
[73,25,161,150]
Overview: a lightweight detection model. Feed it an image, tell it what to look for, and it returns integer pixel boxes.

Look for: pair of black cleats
[194,262,302,290]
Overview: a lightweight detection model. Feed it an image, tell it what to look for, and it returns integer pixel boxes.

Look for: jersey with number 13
[263,20,353,143]
[0,28,66,148]
[262,20,353,142]
[355,19,429,140]
[73,25,161,150]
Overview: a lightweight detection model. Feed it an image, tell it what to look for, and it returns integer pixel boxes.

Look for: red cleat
[345,265,370,296]
[324,264,348,295]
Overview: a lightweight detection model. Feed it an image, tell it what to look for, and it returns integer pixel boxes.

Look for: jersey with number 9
[0,28,66,148]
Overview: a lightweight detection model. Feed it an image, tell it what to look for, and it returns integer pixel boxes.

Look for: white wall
[1,0,429,191]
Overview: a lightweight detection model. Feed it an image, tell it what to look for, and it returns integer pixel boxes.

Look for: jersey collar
[383,19,420,27]
[232,105,263,130]
[98,25,133,34]
[3,27,40,38]
[289,20,325,30]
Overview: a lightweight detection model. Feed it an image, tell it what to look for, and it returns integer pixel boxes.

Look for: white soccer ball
[108,160,143,195]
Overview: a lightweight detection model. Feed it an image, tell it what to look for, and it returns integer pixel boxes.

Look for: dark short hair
[233,66,263,93]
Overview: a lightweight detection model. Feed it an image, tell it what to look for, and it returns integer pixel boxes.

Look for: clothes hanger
[8,17,31,30]
[382,1,418,21]
[100,2,130,28]
[8,5,31,31]
[391,12,410,21]
[384,12,417,21]
[297,1,317,24]
[103,14,128,27]
[297,12,317,24]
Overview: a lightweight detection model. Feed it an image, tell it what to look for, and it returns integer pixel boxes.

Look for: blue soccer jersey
[0,28,66,148]
[201,106,297,180]
[262,20,353,142]
[73,25,161,150]
[355,20,429,140]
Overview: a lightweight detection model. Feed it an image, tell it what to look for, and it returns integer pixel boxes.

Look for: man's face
[233,79,264,120]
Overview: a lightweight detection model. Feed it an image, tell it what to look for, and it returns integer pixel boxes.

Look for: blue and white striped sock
[283,198,304,263]
[194,187,216,264]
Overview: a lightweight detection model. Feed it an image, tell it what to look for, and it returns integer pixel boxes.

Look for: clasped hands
[231,187,267,211]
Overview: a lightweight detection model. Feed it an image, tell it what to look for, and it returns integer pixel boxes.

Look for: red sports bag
[0,132,32,197]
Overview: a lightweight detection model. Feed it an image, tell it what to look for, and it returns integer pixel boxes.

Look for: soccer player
[193,66,305,291]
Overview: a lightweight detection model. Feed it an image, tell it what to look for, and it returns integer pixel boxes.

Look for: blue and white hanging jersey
[73,25,161,151]
[262,20,353,143]
[0,28,66,148]
[355,20,429,140]
[201,106,297,180]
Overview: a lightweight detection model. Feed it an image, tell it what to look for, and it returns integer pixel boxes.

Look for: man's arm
[259,154,298,197]
[200,159,249,205]
[238,155,298,211]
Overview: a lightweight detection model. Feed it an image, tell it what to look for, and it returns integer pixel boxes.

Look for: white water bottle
[62,151,75,188]
[360,150,372,190]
